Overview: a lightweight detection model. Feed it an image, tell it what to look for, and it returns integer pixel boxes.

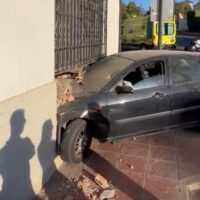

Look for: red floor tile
[114,171,145,200]
[122,143,149,157]
[149,146,176,162]
[151,132,176,147]
[116,189,143,200]
[143,176,178,200]
[117,156,147,174]
[148,160,177,180]
[83,165,116,182]
[96,139,125,153]
[178,163,200,181]
[87,150,119,169]
[177,147,200,167]
[129,135,151,145]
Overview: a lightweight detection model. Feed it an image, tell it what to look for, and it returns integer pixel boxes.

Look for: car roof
[116,50,200,62]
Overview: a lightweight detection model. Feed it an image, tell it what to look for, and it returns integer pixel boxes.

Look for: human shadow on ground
[0,109,35,200]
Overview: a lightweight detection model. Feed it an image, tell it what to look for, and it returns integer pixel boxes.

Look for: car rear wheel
[60,119,92,163]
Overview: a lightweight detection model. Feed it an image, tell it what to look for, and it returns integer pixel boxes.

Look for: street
[176,35,198,50]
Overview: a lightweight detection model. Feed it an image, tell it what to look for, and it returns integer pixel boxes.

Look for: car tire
[60,119,92,163]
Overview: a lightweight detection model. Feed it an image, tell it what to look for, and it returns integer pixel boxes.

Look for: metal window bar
[55,0,107,75]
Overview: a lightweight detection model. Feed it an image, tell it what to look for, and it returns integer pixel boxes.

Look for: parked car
[185,39,200,52]
[57,50,200,163]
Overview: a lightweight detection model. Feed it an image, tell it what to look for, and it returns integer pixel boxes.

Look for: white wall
[107,0,120,56]
[0,1,57,199]
[0,0,55,102]
[0,82,58,200]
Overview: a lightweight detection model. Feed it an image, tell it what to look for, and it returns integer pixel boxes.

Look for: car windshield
[83,56,133,92]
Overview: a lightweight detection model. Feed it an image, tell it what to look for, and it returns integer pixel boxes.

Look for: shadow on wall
[0,109,35,200]
[0,110,58,200]
[38,120,57,187]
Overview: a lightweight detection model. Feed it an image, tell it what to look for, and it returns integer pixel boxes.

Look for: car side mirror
[115,85,134,95]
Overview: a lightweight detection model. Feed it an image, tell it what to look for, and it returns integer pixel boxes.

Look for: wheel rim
[74,130,88,158]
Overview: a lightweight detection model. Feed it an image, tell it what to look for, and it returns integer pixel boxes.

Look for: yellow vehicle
[151,20,176,47]
[121,16,176,50]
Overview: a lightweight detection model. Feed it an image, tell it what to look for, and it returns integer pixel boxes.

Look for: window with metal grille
[55,0,107,75]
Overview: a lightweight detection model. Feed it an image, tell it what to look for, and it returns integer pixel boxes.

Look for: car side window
[169,56,200,84]
[121,60,165,91]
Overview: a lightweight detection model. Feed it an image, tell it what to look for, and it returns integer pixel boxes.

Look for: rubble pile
[56,69,85,106]
[75,174,116,200]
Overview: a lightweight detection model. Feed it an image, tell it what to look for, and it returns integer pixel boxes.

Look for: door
[106,58,171,139]
[169,55,200,125]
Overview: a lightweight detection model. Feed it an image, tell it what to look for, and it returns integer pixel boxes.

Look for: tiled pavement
[39,128,200,200]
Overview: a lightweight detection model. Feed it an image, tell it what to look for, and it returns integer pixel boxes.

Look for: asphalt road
[176,35,198,50]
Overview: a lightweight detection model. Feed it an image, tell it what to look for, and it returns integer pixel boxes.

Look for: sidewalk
[36,128,200,200]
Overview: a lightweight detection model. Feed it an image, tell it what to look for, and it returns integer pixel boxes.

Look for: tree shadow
[0,109,35,200]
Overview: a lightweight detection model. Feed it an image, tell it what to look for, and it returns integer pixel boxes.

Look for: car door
[106,57,171,140]
[169,55,200,126]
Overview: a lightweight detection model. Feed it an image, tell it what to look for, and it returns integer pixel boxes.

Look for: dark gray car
[57,50,200,163]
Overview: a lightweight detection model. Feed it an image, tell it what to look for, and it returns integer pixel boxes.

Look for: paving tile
[178,163,200,181]
[83,165,116,182]
[149,146,176,162]
[177,147,200,167]
[143,176,178,200]
[176,131,200,149]
[116,189,143,200]
[147,160,177,180]
[117,156,147,174]
[96,139,125,153]
[151,132,176,147]
[114,171,145,200]
[86,150,119,169]
[128,135,151,145]
[122,143,149,158]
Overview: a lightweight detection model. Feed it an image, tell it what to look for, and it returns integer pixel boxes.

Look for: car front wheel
[60,119,92,163]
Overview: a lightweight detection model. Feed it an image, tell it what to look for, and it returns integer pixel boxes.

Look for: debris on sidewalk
[127,164,134,169]
[75,70,85,85]
[76,175,99,200]
[99,189,115,200]
[74,174,116,200]
[95,174,109,189]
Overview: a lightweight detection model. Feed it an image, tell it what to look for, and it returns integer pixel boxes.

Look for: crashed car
[57,50,200,163]
[185,39,200,52]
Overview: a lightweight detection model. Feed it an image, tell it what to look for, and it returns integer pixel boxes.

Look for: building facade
[0,0,120,199]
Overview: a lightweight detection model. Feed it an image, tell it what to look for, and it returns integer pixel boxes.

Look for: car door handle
[153,92,164,99]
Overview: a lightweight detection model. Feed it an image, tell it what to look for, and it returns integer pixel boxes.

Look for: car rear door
[169,55,200,126]
[106,57,171,140]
